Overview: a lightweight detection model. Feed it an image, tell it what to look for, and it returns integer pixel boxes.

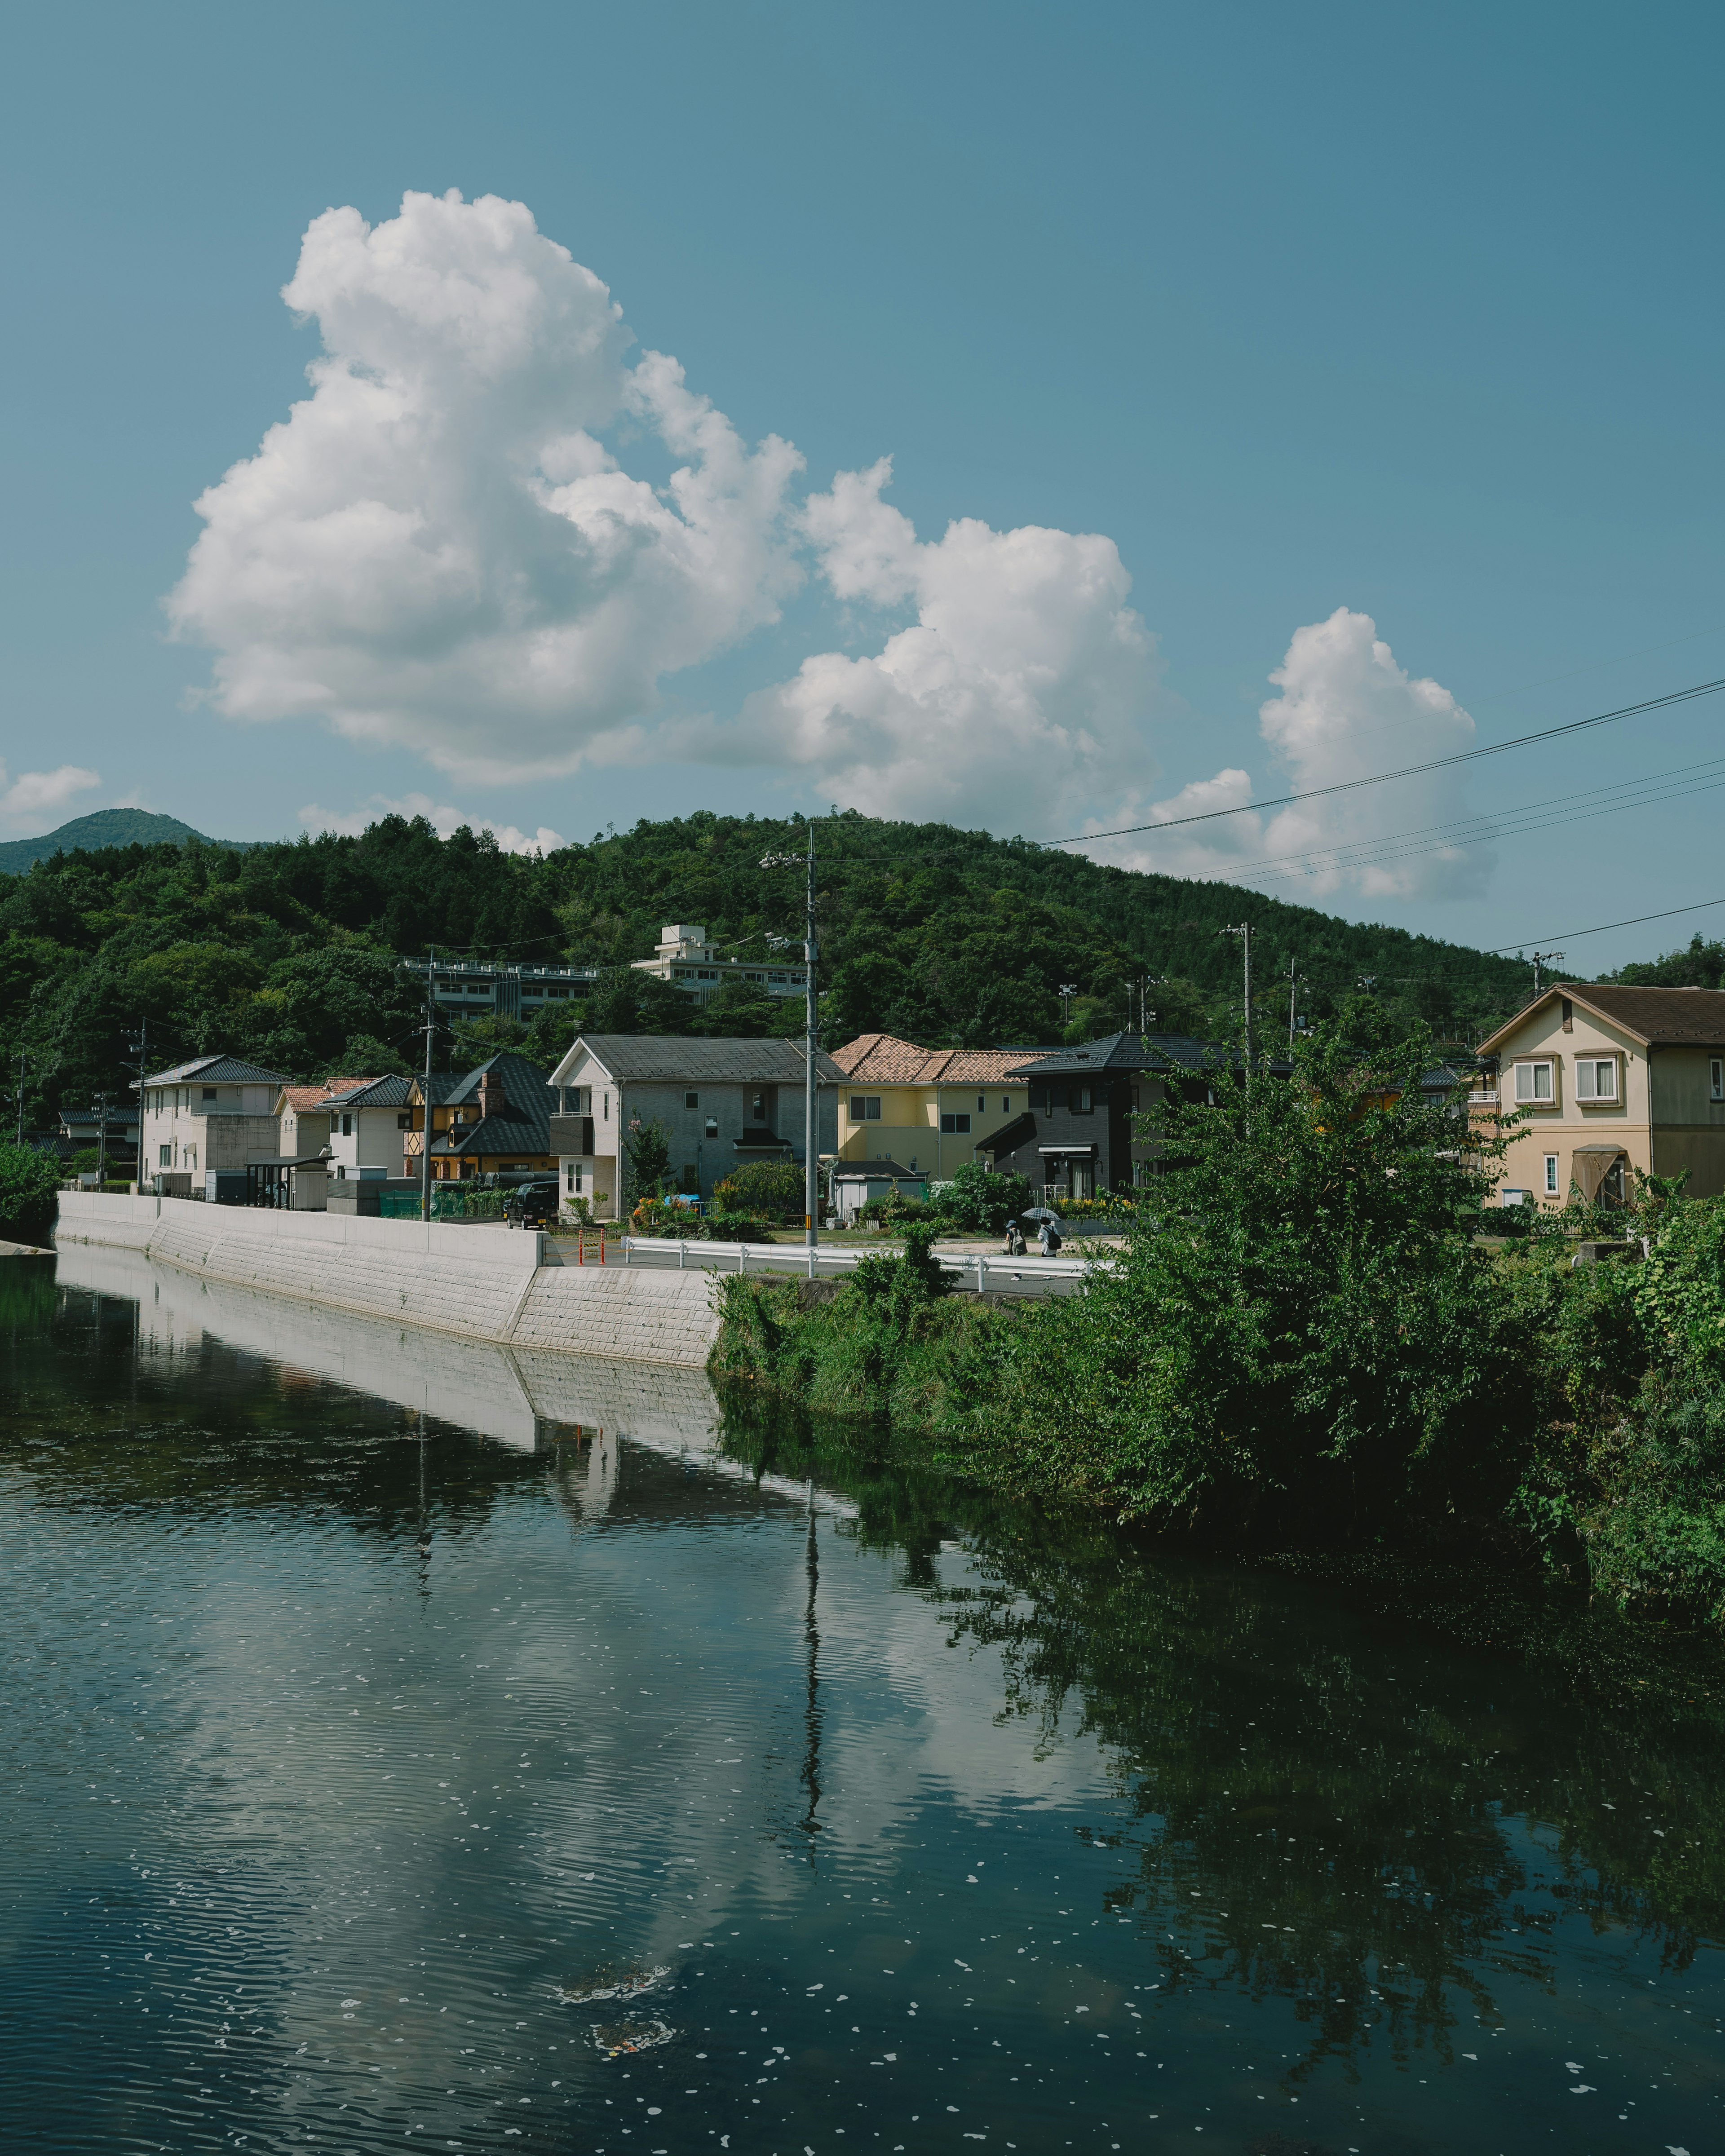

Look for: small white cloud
[298,795,565,857]
[728,459,1164,828]
[1089,609,1486,900]
[0,762,102,827]
[170,190,804,784]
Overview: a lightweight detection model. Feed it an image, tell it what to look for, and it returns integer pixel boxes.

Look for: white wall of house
[141,1082,279,1181]
[327,1107,411,1181]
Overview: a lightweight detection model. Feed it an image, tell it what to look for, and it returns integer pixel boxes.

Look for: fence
[609,1235,1090,1300]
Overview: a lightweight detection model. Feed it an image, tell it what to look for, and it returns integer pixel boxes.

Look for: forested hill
[0,808,251,875]
[3,807,1701,1119]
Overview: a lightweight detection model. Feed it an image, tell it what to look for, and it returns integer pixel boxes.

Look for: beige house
[1475,985,1725,1207]
[630,924,808,1007]
[830,1034,1052,1180]
[274,1077,373,1164]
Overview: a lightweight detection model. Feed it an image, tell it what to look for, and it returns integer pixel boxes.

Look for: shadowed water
[4,1247,1724,2154]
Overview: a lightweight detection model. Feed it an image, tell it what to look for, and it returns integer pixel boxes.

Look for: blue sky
[2,1,1721,969]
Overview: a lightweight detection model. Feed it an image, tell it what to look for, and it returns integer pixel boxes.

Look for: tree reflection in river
[715,1376,1725,2084]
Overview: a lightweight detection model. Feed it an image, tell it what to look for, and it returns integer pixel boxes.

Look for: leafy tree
[623,1115,672,1206]
[931,1161,1031,1233]
[321,1032,411,1080]
[0,1141,60,1245]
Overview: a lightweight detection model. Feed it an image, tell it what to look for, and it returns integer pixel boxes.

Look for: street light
[760,822,821,1250]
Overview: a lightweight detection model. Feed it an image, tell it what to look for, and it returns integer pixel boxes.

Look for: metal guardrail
[606,1236,1090,1299]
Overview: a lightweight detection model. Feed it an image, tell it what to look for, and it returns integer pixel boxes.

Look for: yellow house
[1474,985,1725,1207]
[830,1034,1048,1180]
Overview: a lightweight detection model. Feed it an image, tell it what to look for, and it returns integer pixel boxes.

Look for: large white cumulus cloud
[1089,609,1486,900]
[0,761,101,829]
[168,190,805,783]
[729,459,1163,829]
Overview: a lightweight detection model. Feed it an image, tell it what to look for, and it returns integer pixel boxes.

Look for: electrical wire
[1482,896,1725,954]
[1035,674,1725,847]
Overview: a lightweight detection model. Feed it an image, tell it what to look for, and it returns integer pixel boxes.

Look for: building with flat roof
[630,925,808,1006]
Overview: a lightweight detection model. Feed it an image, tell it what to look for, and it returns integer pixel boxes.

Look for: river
[4,1247,1723,2154]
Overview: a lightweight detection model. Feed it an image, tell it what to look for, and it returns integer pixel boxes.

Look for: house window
[1712,1057,1724,1102]
[159,1145,171,1168]
[940,1112,972,1134]
[1544,1153,1560,1194]
[202,1086,217,1101]
[751,1092,765,1120]
[1002,1096,1011,1113]
[849,1096,881,1122]
[397,1113,411,1130]
[1575,1058,1617,1102]
[1513,1060,1555,1103]
[1070,1086,1092,1114]
[686,1091,699,1109]
[340,1113,353,1135]
[603,1092,609,1120]
[977,1094,985,1111]
[705,1117,718,1139]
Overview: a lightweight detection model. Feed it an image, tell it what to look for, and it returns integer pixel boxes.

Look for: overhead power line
[1483,895,1725,954]
[1035,675,1725,848]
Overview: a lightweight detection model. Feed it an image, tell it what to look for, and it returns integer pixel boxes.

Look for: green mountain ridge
[1,805,1718,1121]
[0,808,258,876]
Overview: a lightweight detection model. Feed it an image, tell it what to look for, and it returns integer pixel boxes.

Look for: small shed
[831,1157,927,1224]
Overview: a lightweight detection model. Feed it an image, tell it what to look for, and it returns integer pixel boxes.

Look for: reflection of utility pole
[799,1481,823,1862]
[1531,949,1565,998]
[419,946,437,1224]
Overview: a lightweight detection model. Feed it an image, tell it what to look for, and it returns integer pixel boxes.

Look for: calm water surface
[4,1248,1725,2156]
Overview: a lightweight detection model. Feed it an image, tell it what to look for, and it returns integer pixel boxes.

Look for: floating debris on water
[553,1965,671,2006]
[590,2017,677,2059]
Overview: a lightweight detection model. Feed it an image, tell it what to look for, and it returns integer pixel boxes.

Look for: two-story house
[982,1032,1234,1199]
[274,1077,375,1165]
[321,1075,419,1181]
[829,1035,1055,1180]
[544,1037,841,1217]
[137,1056,294,1193]
[1474,985,1725,1206]
[404,1053,556,1181]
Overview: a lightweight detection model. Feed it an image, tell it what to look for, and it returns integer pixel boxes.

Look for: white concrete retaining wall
[54,1191,720,1368]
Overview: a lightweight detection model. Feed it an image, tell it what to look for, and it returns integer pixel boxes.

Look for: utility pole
[1060,981,1078,1031]
[1287,957,1304,1047]
[760,825,822,1249]
[1531,949,1565,998]
[419,946,437,1224]
[1219,925,1253,1072]
[13,1047,24,1147]
[124,1020,150,1189]
[96,1091,109,1188]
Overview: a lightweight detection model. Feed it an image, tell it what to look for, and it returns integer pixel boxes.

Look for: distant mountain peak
[0,808,256,875]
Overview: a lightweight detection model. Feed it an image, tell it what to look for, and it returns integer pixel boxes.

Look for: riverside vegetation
[712,1022,1725,1625]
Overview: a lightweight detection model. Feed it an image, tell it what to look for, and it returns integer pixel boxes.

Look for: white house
[321,1074,416,1181]
[138,1055,293,1192]
[544,1036,841,1218]
[630,925,808,1008]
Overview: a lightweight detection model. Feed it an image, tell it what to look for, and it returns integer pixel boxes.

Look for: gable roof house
[985,1031,1234,1200]
[1475,985,1725,1206]
[545,1037,841,1216]
[138,1055,294,1193]
[831,1034,1059,1182]
[321,1074,419,1182]
[274,1078,375,1166]
[404,1052,555,1181]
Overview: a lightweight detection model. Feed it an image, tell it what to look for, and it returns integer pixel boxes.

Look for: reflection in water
[4,1251,1725,2155]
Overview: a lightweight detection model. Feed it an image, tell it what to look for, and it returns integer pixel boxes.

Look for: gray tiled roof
[141,1055,294,1087]
[562,1036,844,1084]
[323,1074,416,1109]
[1005,1030,1229,1077]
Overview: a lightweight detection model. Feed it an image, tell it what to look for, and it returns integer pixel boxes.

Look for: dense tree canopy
[0,806,1606,1126]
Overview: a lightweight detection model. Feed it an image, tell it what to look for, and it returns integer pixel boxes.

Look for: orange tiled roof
[277,1077,375,1110]
[832,1034,1038,1086]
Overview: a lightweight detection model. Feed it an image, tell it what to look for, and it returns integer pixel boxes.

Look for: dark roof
[830,1157,926,1183]
[554,1035,844,1085]
[141,1054,293,1087]
[1477,984,1725,1053]
[1005,1030,1230,1078]
[60,1104,139,1128]
[975,1110,1036,1157]
[323,1074,416,1109]
[426,1052,553,1159]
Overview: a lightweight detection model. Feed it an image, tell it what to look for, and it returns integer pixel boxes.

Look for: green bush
[715,1159,807,1219]
[929,1162,1031,1233]
[0,1142,61,1245]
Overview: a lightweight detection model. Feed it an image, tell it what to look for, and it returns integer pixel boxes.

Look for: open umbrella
[1020,1206,1065,1224]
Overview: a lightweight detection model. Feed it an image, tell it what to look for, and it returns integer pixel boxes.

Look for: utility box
[327,1182,383,1217]
[206,1171,249,1206]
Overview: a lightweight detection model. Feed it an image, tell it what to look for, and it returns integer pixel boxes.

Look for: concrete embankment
[54,1191,720,1368]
